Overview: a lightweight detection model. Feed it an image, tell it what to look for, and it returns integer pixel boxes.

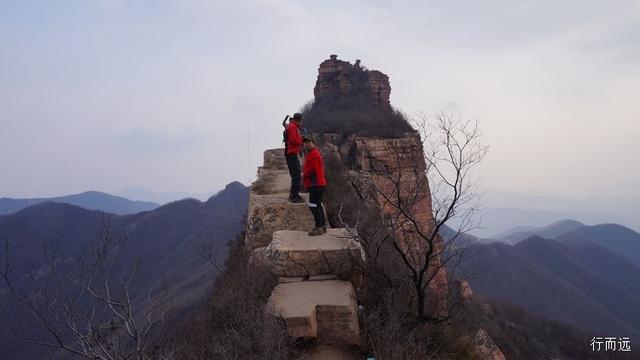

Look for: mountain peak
[205,181,249,213]
[224,181,247,191]
[314,54,391,111]
[541,219,584,231]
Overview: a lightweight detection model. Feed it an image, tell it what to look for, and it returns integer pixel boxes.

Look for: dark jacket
[285,122,302,155]
[303,147,326,188]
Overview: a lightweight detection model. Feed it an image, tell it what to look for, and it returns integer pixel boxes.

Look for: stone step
[263,148,288,170]
[254,168,296,195]
[246,150,324,250]
[263,229,364,279]
[266,280,360,345]
[246,166,314,250]
[245,194,316,250]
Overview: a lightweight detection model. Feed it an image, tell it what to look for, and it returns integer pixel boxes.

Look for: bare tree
[0,216,174,359]
[357,111,487,321]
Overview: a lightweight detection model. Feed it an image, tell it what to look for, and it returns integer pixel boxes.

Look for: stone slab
[266,280,360,345]
[245,152,321,250]
[245,194,315,250]
[264,148,288,170]
[252,169,295,195]
[265,229,365,278]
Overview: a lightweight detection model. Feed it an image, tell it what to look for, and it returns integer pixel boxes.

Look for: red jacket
[285,122,302,155]
[303,147,326,188]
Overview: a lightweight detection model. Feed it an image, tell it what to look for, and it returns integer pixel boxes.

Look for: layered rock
[314,54,391,111]
[346,134,449,319]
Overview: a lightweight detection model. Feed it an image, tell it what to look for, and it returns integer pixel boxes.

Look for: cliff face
[303,55,446,318]
[353,135,449,318]
[313,54,391,111]
[320,133,449,319]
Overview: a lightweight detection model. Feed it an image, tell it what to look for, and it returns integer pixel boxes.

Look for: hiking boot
[308,227,324,236]
[288,195,305,203]
[322,226,327,233]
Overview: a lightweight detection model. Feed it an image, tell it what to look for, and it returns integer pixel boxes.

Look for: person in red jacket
[285,113,304,203]
[302,135,327,236]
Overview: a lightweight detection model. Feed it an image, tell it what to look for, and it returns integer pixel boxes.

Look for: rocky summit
[314,54,391,111]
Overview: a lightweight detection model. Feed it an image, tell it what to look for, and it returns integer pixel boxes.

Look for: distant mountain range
[490,219,585,244]
[116,187,218,204]
[457,220,640,341]
[0,181,249,359]
[0,191,160,215]
[464,188,640,238]
[487,220,640,268]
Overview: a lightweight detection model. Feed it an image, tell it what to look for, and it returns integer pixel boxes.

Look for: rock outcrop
[240,56,502,358]
[455,279,473,301]
[353,135,449,318]
[317,133,450,319]
[472,329,507,360]
[314,54,391,111]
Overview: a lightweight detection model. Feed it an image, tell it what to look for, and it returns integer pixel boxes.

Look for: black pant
[308,186,326,228]
[285,154,301,198]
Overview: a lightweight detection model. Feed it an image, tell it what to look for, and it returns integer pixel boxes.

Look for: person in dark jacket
[285,113,304,203]
[302,135,327,236]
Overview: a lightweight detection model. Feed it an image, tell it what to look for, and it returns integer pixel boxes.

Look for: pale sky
[1,0,639,199]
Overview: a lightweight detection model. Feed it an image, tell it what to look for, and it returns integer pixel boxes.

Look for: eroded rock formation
[319,133,450,319]
[314,54,391,110]
[240,56,503,357]
[352,135,449,319]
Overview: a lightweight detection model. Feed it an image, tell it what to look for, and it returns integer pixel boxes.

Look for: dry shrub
[302,99,413,139]
[176,233,289,360]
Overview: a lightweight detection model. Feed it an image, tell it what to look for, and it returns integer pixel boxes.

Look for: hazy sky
[1,0,639,199]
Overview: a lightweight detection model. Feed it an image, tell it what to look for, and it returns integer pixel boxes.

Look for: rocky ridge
[241,55,504,359]
[246,149,363,357]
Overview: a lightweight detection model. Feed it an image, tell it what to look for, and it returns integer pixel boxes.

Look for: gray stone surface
[266,280,360,345]
[246,148,363,349]
[245,153,316,250]
[263,148,288,171]
[265,229,365,279]
[245,193,315,249]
